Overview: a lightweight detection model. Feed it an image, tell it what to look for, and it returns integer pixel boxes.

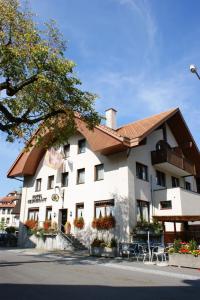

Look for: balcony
[153,187,200,217]
[151,148,196,176]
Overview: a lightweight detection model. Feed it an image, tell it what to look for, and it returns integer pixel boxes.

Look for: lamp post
[189,64,200,80]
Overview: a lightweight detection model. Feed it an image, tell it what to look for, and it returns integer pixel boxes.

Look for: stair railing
[58,224,74,246]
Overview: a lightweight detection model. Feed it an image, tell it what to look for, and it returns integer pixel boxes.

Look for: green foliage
[188,239,197,251]
[0,221,5,231]
[5,226,16,233]
[0,0,101,146]
[91,237,117,248]
[173,239,182,252]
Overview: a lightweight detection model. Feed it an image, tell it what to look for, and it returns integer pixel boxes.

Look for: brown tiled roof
[117,108,178,140]
[0,196,17,203]
[7,107,200,177]
[0,203,15,208]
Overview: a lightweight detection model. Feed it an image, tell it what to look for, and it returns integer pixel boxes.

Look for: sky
[1,0,200,195]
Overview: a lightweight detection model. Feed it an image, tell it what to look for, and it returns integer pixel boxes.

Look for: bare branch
[6,74,38,96]
[0,81,8,91]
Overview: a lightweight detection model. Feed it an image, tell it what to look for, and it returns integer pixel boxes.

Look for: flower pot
[169,253,200,269]
[90,246,103,257]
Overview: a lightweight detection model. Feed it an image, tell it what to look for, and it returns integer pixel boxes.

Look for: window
[6,218,10,224]
[160,201,172,210]
[156,170,166,187]
[94,200,114,218]
[48,175,54,189]
[137,200,149,222]
[2,208,5,215]
[61,172,69,187]
[63,144,70,158]
[28,208,39,221]
[172,176,179,188]
[76,203,84,218]
[78,139,86,154]
[185,181,191,191]
[95,164,104,181]
[136,162,148,181]
[46,207,52,220]
[35,178,42,191]
[77,168,85,184]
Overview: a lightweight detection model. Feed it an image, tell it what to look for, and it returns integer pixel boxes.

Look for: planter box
[169,253,200,269]
[90,247,117,258]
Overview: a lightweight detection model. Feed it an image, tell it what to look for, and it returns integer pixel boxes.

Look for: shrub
[91,238,106,248]
[188,239,197,251]
[5,226,16,234]
[109,238,117,248]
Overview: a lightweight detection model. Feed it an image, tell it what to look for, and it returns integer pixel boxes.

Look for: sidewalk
[7,247,200,280]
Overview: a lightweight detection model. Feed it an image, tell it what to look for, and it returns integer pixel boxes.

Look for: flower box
[169,253,200,269]
[90,246,117,258]
[90,246,104,257]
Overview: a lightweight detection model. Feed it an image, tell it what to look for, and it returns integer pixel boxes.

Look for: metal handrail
[58,224,74,245]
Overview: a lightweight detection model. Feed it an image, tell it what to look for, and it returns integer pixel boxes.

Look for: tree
[0,0,101,146]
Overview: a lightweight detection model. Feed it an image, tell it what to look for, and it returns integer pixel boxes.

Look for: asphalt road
[0,249,200,300]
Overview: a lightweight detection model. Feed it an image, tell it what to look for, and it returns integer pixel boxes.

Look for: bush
[5,226,16,234]
[91,238,106,248]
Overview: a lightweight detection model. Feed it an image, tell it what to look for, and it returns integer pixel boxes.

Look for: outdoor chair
[137,245,150,262]
[151,246,167,262]
[119,243,138,259]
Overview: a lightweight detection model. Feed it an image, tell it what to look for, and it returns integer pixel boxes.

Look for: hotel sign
[28,194,47,204]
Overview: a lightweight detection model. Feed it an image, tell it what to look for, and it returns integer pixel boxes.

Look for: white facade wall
[20,133,129,244]
[19,124,200,245]
[0,207,19,228]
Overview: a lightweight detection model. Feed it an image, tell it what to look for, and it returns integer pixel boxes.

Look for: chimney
[105,108,117,129]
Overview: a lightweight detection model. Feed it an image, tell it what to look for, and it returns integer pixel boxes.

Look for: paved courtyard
[1,248,200,300]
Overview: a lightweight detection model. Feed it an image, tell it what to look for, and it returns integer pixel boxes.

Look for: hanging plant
[74,217,84,229]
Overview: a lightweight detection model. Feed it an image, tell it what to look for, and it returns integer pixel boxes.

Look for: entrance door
[60,209,68,232]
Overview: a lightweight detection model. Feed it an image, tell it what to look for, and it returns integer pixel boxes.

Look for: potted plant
[74,217,84,229]
[168,239,200,269]
[43,220,51,231]
[90,238,106,256]
[90,237,118,257]
[92,215,116,230]
[64,221,71,234]
[25,219,38,231]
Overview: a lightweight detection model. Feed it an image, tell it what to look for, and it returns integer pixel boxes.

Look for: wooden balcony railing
[151,148,196,175]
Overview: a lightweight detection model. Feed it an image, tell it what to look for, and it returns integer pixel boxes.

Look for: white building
[0,191,21,229]
[7,108,200,246]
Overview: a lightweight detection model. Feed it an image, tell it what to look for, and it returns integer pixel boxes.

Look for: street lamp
[189,64,200,80]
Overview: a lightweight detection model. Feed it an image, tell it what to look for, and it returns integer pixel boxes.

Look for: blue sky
[1,0,200,195]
